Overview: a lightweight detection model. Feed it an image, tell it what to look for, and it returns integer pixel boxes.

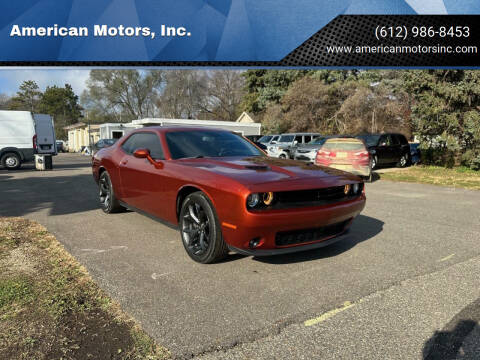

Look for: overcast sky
[0,69,90,96]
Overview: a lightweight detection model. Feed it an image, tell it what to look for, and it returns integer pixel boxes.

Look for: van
[0,110,57,170]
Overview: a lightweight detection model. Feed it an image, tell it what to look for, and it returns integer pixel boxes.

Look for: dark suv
[356,133,410,169]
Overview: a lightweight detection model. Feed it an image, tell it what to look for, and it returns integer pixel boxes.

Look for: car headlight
[247,192,275,208]
[247,193,260,208]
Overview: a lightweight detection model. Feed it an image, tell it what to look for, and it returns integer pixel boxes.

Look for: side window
[139,133,164,159]
[121,134,138,154]
[272,136,279,142]
[304,135,312,143]
[294,135,302,143]
[397,134,408,145]
[379,135,392,146]
[121,133,164,159]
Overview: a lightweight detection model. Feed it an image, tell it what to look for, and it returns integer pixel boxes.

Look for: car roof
[131,126,232,134]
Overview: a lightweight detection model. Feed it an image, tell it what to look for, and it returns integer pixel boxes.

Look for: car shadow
[423,298,480,359]
[249,215,384,264]
[0,173,99,217]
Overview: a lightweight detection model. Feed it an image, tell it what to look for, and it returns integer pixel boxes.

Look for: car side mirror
[380,142,387,147]
[293,140,298,145]
[134,148,164,169]
[133,148,150,158]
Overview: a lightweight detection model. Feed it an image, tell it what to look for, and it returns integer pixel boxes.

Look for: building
[98,118,261,140]
[64,123,100,152]
[99,123,138,140]
[235,111,257,124]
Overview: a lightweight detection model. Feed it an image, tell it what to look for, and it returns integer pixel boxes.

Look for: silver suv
[267,133,321,159]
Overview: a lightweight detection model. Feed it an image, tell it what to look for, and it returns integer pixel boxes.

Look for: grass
[0,217,170,360]
[378,165,480,190]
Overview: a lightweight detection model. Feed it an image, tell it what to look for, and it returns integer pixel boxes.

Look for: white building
[99,117,261,140]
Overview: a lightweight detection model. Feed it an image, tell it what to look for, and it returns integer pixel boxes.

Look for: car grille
[267,185,362,209]
[275,219,350,246]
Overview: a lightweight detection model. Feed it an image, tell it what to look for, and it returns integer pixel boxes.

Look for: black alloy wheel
[179,192,228,264]
[99,171,123,213]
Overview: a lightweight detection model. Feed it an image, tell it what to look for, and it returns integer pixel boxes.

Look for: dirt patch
[0,217,169,360]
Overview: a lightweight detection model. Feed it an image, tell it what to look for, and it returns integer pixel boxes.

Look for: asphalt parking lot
[1,153,479,359]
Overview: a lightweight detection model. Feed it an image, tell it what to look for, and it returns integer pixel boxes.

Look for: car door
[376,135,393,164]
[118,132,166,216]
[390,135,402,163]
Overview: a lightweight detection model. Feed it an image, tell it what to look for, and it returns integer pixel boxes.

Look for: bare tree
[82,70,164,120]
[0,93,11,110]
[157,70,206,119]
[198,71,246,121]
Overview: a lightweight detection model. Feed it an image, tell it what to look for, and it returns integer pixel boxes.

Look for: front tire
[371,155,378,170]
[179,192,228,264]
[1,152,21,170]
[98,171,124,213]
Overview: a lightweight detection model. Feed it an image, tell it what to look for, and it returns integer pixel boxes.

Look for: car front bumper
[220,195,365,254]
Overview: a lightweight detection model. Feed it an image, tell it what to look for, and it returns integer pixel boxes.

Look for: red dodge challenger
[92,127,366,263]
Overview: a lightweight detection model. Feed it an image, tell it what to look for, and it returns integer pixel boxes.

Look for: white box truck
[0,110,57,170]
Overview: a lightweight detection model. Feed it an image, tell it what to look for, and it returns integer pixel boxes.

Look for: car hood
[177,156,360,188]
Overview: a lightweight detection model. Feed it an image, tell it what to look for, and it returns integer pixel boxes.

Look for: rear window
[322,139,366,151]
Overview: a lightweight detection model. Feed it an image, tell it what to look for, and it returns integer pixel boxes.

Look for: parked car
[244,135,262,143]
[355,133,411,169]
[92,127,366,263]
[267,133,321,159]
[315,138,372,180]
[56,140,66,153]
[294,136,341,162]
[410,143,421,164]
[257,134,280,146]
[93,139,117,153]
[0,110,56,170]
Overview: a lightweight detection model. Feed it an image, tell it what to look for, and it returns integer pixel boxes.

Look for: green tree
[403,70,480,168]
[38,84,83,139]
[9,80,42,111]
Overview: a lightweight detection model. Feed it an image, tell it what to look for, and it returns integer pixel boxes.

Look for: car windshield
[322,139,366,151]
[166,130,264,159]
[356,135,380,147]
[258,135,272,143]
[278,135,294,143]
[104,139,116,145]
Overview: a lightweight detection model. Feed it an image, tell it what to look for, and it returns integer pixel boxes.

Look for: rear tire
[98,171,124,213]
[179,191,228,264]
[1,152,21,170]
[397,154,409,168]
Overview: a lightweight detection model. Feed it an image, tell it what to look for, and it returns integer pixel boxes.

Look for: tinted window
[304,135,312,143]
[121,132,164,159]
[379,135,393,146]
[356,135,380,147]
[295,135,303,143]
[272,136,279,142]
[165,130,263,160]
[391,135,400,145]
[397,134,408,144]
